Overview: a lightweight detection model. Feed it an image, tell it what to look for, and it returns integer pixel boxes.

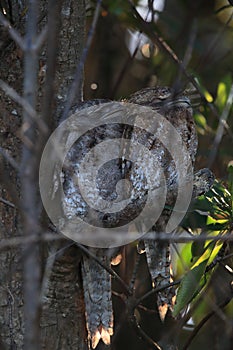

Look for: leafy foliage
[173,165,233,318]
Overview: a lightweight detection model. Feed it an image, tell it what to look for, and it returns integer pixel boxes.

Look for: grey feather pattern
[60,89,215,344]
[128,88,214,320]
[82,248,113,349]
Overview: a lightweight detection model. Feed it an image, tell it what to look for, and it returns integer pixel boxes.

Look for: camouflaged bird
[128,87,214,320]
[61,87,214,348]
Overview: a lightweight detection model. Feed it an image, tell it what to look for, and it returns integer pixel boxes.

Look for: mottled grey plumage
[128,87,214,319]
[61,87,214,346]
[82,248,113,349]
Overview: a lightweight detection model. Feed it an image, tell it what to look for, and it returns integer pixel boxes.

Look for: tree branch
[20,1,41,349]
[0,146,20,171]
[61,0,102,121]
[182,298,233,350]
[0,11,25,49]
[0,79,48,134]
[76,243,132,296]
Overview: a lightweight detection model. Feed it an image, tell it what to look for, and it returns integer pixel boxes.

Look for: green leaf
[206,216,228,231]
[191,241,216,269]
[173,260,207,317]
[194,113,208,135]
[215,75,232,112]
[173,241,216,317]
[191,240,205,260]
[207,241,223,266]
[174,243,193,278]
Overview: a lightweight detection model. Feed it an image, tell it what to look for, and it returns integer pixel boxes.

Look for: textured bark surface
[40,243,86,350]
[55,0,85,117]
[0,1,86,349]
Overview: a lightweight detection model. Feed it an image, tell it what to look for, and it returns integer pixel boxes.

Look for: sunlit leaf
[173,260,207,317]
[194,114,207,129]
[174,243,193,278]
[194,113,208,135]
[216,82,227,111]
[173,241,216,317]
[206,216,228,231]
[204,90,213,102]
[207,241,223,265]
[215,75,232,112]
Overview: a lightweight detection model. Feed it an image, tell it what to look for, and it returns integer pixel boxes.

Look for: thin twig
[110,30,143,98]
[0,79,47,134]
[76,243,132,296]
[182,298,232,350]
[21,1,41,349]
[0,11,25,49]
[135,280,180,308]
[41,0,63,131]
[0,232,66,250]
[0,161,20,209]
[33,25,48,52]
[208,83,233,167]
[61,0,102,121]
[195,12,233,73]
[110,6,152,98]
[128,1,221,122]
[0,146,20,171]
[0,231,232,251]
[129,311,163,350]
[174,19,197,92]
[0,197,15,208]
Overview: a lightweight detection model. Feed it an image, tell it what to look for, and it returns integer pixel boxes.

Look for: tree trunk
[0,1,87,349]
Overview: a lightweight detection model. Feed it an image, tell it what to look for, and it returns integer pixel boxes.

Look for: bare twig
[0,79,47,134]
[135,280,180,308]
[208,83,233,167]
[110,6,152,97]
[0,11,25,49]
[129,311,163,350]
[182,298,232,350]
[20,1,42,349]
[61,0,102,121]
[41,0,63,131]
[0,232,67,250]
[110,30,143,98]
[0,146,20,171]
[0,197,15,208]
[0,159,20,208]
[33,25,48,52]
[128,1,221,121]
[0,231,232,251]
[76,243,132,296]
[195,12,233,73]
[174,19,197,92]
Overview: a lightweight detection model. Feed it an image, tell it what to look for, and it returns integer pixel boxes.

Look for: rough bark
[0,1,86,349]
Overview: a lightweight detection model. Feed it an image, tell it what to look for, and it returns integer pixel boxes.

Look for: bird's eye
[154,93,171,103]
[158,94,171,100]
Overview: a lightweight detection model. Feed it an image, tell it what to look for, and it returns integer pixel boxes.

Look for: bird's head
[128,86,192,112]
